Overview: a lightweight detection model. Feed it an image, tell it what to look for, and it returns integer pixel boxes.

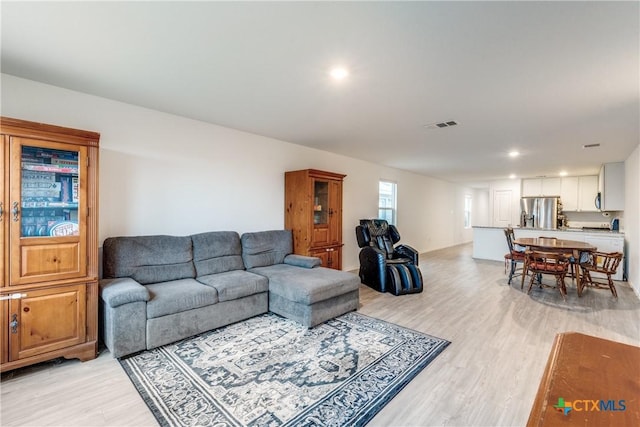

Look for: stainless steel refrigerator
[520,197,560,229]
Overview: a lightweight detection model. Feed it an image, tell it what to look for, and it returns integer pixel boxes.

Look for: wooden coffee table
[527,332,640,426]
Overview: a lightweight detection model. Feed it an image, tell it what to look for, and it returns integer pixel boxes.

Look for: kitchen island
[472,226,626,281]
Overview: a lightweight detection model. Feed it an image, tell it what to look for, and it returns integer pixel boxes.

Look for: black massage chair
[355,219,423,295]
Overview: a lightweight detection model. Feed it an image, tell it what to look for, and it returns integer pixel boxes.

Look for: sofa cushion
[191,231,245,276]
[145,279,218,319]
[103,235,195,284]
[249,264,361,305]
[284,254,322,269]
[241,230,292,269]
[197,270,269,302]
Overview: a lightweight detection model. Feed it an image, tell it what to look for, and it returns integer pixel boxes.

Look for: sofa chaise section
[241,230,360,327]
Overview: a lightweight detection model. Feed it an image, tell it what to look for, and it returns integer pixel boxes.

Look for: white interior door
[493,190,513,227]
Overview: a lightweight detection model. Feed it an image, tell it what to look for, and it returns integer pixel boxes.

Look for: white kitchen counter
[472,226,626,280]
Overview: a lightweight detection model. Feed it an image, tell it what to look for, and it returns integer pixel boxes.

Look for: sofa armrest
[284,254,322,269]
[100,277,150,308]
[395,244,419,265]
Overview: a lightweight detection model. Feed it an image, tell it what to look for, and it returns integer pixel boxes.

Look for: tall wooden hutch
[285,169,345,270]
[1,117,99,372]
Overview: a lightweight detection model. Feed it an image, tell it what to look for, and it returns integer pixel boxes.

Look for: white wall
[1,74,474,272]
[563,210,623,226]
[625,144,640,295]
[472,189,490,226]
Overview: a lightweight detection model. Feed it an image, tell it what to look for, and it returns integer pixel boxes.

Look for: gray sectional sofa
[99,229,360,358]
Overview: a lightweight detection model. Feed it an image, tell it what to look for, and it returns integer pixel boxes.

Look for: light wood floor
[2,243,639,426]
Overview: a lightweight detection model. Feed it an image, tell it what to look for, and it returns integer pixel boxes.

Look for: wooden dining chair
[525,250,570,301]
[578,251,623,298]
[539,236,577,284]
[504,228,525,285]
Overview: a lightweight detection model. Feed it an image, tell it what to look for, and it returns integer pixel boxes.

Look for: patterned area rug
[120,312,450,427]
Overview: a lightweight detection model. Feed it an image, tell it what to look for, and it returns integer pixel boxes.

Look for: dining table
[513,237,597,291]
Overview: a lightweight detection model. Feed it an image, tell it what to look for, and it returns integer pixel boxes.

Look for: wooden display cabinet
[1,117,99,372]
[285,169,345,270]
[309,246,342,270]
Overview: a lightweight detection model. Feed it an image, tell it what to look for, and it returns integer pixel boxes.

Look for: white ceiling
[2,1,638,187]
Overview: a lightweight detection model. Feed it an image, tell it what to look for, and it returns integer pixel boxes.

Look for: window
[464,195,472,228]
[378,181,397,225]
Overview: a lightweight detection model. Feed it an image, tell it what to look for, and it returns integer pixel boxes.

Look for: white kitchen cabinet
[542,178,562,196]
[522,179,541,197]
[598,162,625,211]
[559,176,598,212]
[522,178,561,197]
[560,177,579,211]
[577,176,599,212]
[583,235,625,281]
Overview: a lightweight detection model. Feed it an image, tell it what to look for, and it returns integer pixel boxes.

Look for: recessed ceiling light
[559,171,568,177]
[508,151,520,158]
[329,67,349,80]
[509,174,517,179]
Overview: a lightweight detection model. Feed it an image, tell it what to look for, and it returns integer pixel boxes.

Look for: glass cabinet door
[19,145,80,237]
[10,137,87,285]
[313,181,329,225]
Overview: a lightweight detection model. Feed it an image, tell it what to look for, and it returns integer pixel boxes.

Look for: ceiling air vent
[424,120,459,129]
[582,143,601,148]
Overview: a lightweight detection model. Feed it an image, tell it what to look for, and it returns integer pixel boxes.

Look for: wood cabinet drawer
[17,241,83,282]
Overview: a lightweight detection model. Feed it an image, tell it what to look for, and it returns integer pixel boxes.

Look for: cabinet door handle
[0,201,3,221]
[10,314,18,334]
[12,201,19,222]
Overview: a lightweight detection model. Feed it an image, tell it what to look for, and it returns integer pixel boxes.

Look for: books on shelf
[21,163,78,173]
[22,170,56,184]
[21,209,74,237]
[21,146,79,174]
[19,147,80,221]
[72,177,79,202]
[22,182,61,198]
[21,200,78,209]
[22,146,78,161]
[50,158,78,167]
[60,175,73,202]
